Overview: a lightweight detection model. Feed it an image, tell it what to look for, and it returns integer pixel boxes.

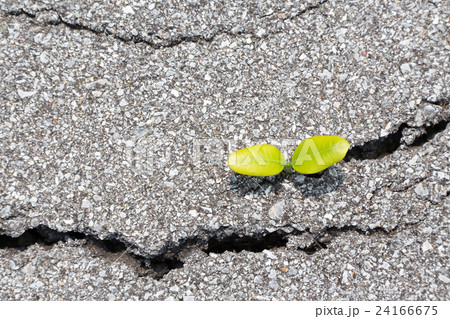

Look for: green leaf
[228,144,285,176]
[291,136,349,174]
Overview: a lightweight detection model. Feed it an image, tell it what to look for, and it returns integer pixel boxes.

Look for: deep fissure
[345,118,448,161]
[0,222,409,279]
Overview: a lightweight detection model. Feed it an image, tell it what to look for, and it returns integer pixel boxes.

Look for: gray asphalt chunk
[0,0,449,300]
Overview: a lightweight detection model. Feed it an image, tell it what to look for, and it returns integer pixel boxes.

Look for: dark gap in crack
[135,236,206,279]
[0,225,180,279]
[55,16,104,34]
[323,225,390,237]
[7,8,105,33]
[345,123,408,161]
[410,119,448,147]
[7,8,38,18]
[0,225,84,249]
[90,236,127,253]
[151,34,217,48]
[204,223,396,256]
[344,118,449,161]
[423,98,449,107]
[204,230,288,254]
[133,253,184,279]
[256,0,329,20]
[298,239,328,255]
[292,0,329,19]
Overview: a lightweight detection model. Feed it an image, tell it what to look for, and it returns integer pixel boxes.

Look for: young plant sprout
[228,136,349,176]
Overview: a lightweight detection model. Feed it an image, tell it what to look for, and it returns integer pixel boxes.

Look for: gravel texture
[0,0,449,300]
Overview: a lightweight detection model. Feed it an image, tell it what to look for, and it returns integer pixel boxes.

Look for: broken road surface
[0,0,449,300]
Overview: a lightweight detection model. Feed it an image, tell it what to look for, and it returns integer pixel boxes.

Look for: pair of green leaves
[228,136,349,176]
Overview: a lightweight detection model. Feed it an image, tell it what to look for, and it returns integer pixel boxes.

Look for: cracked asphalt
[0,0,449,300]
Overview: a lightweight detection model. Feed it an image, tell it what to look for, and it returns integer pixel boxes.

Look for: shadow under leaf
[290,166,345,197]
[229,172,285,195]
[229,166,345,197]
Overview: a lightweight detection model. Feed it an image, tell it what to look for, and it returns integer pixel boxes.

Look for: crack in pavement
[345,110,449,161]
[0,218,423,280]
[4,7,258,48]
[0,103,446,279]
[4,1,330,48]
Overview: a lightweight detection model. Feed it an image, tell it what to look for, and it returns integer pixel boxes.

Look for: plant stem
[283,161,293,173]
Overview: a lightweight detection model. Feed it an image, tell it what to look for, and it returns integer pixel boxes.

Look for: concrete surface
[0,0,448,300]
